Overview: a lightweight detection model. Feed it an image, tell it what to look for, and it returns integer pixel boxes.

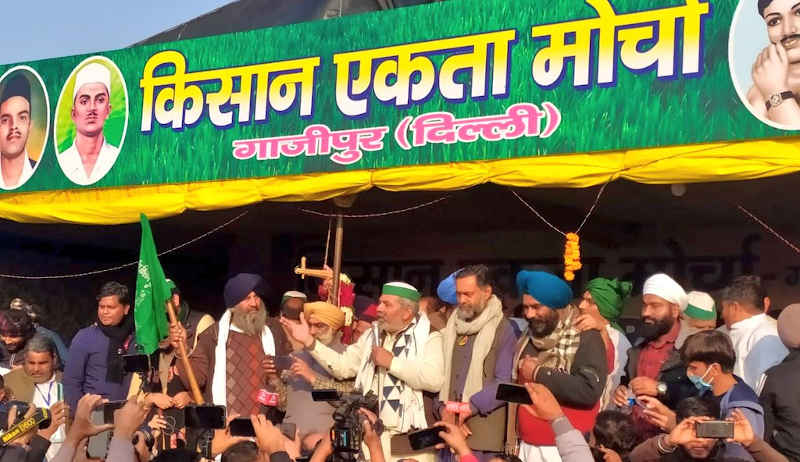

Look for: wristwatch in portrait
[765,91,795,111]
[656,381,668,397]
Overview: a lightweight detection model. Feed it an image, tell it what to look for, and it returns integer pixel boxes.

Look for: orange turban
[304,302,345,331]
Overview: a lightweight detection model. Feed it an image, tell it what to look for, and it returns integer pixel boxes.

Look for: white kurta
[0,150,35,190]
[31,375,65,461]
[727,314,788,392]
[57,139,119,185]
[309,319,443,462]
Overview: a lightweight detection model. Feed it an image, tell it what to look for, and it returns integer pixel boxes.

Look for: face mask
[688,365,714,393]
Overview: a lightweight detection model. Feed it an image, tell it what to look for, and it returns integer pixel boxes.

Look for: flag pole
[330,194,356,308]
[331,212,344,307]
[166,300,205,404]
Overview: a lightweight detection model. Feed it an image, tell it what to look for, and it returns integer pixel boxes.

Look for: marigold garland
[563,232,582,281]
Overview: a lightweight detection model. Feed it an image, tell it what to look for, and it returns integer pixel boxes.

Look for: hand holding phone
[695,420,734,439]
[495,383,533,404]
[230,418,295,439]
[407,426,446,450]
[102,400,126,424]
[185,405,227,429]
[431,421,471,456]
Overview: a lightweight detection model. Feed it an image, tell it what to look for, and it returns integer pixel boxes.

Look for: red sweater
[517,334,615,445]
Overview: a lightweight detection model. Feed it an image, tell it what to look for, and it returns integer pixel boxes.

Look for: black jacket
[624,339,696,409]
[536,329,608,408]
[760,349,800,462]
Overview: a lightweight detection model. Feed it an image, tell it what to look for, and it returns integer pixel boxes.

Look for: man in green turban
[576,278,634,410]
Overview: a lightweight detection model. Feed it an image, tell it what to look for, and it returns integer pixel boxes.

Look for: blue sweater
[62,325,136,411]
[720,377,765,461]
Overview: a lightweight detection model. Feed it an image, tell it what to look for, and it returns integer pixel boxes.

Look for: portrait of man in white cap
[57,61,120,185]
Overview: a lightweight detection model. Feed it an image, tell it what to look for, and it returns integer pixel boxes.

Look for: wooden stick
[165,300,205,404]
[332,213,344,307]
[293,260,333,280]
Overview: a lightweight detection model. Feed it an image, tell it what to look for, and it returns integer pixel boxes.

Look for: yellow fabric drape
[1,138,799,224]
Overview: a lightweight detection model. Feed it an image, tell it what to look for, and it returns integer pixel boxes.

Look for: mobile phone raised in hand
[695,420,734,439]
[229,418,296,439]
[495,383,533,404]
[408,426,446,451]
[102,400,127,424]
[185,404,227,429]
[122,354,150,374]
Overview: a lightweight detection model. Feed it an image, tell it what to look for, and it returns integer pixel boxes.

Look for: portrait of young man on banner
[0,67,49,190]
[55,56,128,186]
[732,0,800,130]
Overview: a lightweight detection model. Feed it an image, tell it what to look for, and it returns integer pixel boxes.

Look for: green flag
[134,213,171,355]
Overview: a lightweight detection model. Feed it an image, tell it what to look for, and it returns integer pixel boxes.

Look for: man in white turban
[612,273,696,439]
[58,61,120,185]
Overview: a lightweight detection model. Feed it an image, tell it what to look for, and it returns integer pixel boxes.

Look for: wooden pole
[165,300,205,404]
[331,213,344,307]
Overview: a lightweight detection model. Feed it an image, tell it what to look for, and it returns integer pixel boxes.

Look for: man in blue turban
[506,270,608,462]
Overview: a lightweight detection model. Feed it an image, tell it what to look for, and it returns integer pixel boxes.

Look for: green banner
[0,0,791,194]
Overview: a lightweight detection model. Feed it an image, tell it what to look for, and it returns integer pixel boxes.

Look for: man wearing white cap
[281,281,444,462]
[58,61,119,185]
[675,290,717,349]
[612,274,696,438]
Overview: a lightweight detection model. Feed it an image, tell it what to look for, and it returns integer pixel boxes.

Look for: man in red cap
[352,295,379,342]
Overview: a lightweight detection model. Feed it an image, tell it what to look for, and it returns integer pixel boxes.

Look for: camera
[313,390,380,460]
[0,401,49,431]
[122,354,150,374]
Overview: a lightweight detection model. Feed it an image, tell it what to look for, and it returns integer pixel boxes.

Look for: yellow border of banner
[1,138,799,224]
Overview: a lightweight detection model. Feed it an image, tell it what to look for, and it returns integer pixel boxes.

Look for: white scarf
[355,315,431,432]
[439,295,503,403]
[211,309,276,407]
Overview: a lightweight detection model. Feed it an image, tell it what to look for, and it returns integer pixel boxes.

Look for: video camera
[313,389,381,460]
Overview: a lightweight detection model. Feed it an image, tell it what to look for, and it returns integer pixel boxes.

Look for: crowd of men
[0,266,797,462]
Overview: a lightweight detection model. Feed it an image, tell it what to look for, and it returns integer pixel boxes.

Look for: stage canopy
[0,0,798,224]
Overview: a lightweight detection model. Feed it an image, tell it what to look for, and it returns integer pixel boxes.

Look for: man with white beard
[282,281,444,462]
[170,273,290,416]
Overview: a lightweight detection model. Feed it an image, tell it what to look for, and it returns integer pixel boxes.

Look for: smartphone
[495,383,533,404]
[184,405,227,429]
[695,420,734,439]
[229,417,256,437]
[87,409,112,459]
[311,389,340,401]
[275,355,294,371]
[408,426,446,451]
[102,400,126,424]
[123,354,150,374]
[230,418,297,439]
